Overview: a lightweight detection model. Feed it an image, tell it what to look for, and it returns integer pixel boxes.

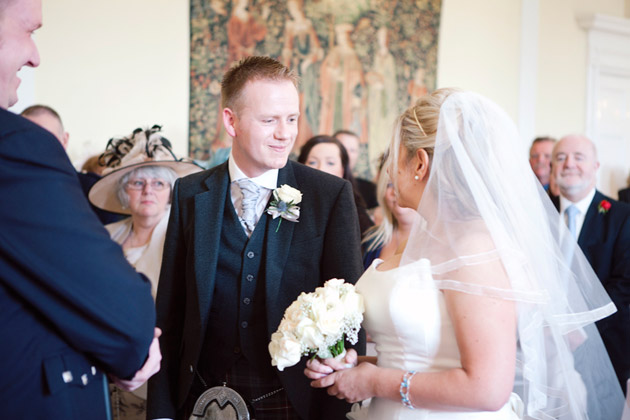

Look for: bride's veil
[397,90,625,419]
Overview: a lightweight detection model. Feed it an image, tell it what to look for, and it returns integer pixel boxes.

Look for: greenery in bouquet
[269,278,364,371]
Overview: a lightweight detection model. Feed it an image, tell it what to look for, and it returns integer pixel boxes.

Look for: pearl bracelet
[399,370,417,409]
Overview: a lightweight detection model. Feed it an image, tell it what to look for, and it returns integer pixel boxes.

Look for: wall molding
[578,13,630,195]
[578,13,630,138]
[578,13,630,37]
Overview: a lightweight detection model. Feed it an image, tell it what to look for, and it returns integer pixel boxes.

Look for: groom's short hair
[221,56,299,112]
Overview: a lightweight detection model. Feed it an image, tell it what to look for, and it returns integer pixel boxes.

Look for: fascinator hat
[395,90,624,419]
[89,125,202,214]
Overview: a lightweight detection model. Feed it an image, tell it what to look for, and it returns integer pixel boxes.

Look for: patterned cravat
[565,205,578,239]
[236,179,261,235]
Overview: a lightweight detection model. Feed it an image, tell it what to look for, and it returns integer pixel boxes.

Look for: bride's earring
[414,175,419,180]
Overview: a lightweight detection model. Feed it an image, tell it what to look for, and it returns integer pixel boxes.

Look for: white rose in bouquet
[269,331,302,371]
[315,278,343,305]
[340,283,365,319]
[311,297,344,337]
[269,278,364,371]
[283,299,304,325]
[294,317,324,350]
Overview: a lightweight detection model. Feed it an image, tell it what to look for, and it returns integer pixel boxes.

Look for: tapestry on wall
[189,0,441,177]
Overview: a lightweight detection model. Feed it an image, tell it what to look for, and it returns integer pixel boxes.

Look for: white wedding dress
[350,258,522,420]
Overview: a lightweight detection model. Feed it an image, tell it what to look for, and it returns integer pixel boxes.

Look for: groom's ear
[222,107,237,137]
[414,148,430,181]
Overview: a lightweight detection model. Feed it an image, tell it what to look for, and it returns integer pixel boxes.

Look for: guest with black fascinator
[89,125,201,420]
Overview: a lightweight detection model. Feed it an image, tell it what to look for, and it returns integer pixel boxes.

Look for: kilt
[183,357,301,420]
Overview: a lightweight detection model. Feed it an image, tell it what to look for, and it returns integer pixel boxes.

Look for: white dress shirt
[228,152,277,235]
[559,188,596,240]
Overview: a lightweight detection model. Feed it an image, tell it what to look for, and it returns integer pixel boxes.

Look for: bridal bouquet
[269,278,364,371]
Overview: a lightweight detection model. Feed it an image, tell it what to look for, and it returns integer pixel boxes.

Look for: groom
[147,56,364,419]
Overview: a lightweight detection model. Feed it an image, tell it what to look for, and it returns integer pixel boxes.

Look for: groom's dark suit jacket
[0,109,155,419]
[147,160,364,419]
[552,191,630,388]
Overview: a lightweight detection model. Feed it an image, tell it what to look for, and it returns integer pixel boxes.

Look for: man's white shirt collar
[559,187,596,239]
[228,152,278,189]
[559,188,596,216]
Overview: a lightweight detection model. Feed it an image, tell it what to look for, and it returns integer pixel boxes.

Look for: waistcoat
[198,191,274,381]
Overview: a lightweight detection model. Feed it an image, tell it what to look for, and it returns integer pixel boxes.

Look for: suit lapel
[578,191,603,248]
[551,194,560,211]
[194,163,230,333]
[265,162,297,323]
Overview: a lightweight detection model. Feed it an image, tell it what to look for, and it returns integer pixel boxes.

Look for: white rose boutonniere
[268,278,364,371]
[266,184,302,232]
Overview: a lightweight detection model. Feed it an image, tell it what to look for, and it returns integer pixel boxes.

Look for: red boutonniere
[598,199,611,214]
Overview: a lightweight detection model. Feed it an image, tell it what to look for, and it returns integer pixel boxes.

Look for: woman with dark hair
[298,135,374,235]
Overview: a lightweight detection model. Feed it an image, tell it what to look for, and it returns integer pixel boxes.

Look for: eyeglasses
[125,179,169,191]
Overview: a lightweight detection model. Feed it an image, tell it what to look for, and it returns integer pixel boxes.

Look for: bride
[305,89,625,419]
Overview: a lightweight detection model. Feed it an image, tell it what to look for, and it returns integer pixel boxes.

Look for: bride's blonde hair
[396,88,458,161]
[390,87,485,222]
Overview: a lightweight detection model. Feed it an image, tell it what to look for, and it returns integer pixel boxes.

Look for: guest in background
[21,104,123,225]
[194,146,231,170]
[334,129,378,209]
[298,134,374,235]
[362,164,418,270]
[551,134,630,392]
[618,173,630,203]
[89,125,201,420]
[529,136,556,190]
[20,104,68,146]
[82,154,107,175]
[548,166,560,199]
[89,125,201,298]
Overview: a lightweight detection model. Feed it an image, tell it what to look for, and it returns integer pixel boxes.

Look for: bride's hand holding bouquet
[304,347,358,379]
[268,278,364,371]
[304,348,379,404]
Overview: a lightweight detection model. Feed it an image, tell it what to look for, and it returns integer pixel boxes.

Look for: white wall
[437,0,522,123]
[438,0,626,137]
[536,0,625,140]
[27,0,190,166]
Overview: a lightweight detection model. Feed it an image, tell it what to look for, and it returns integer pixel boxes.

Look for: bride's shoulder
[457,222,496,254]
